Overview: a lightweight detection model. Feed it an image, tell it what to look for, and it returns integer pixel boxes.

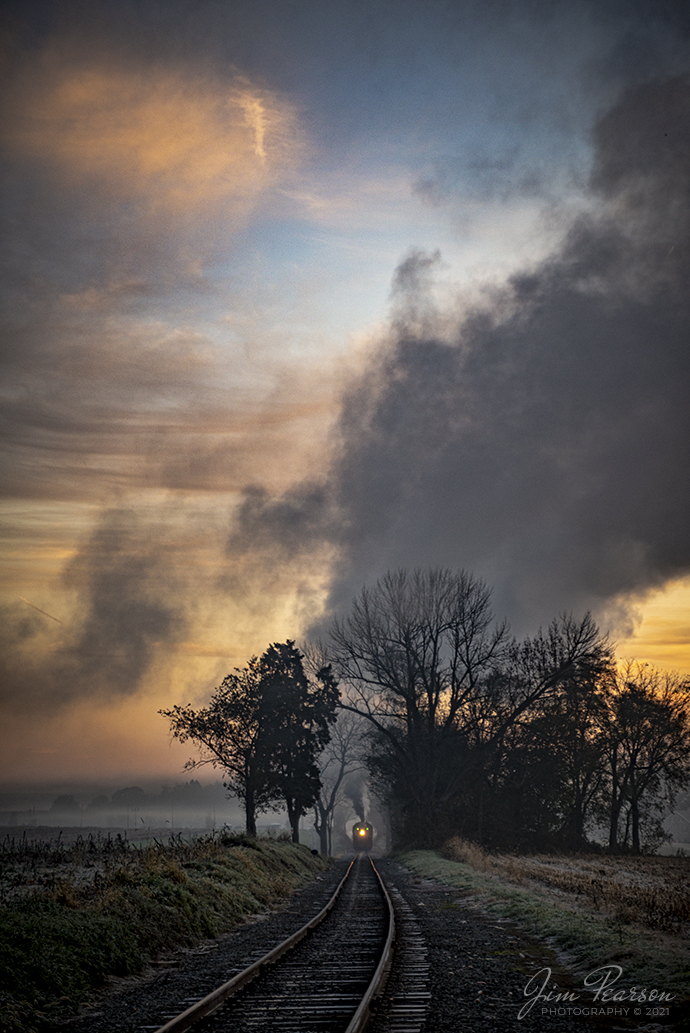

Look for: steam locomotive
[352,821,374,851]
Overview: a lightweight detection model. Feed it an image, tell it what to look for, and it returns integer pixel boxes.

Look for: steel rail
[343,855,396,1033]
[152,857,356,1033]
[151,854,395,1033]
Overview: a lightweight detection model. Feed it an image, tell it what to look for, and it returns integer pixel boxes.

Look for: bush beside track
[0,832,327,1032]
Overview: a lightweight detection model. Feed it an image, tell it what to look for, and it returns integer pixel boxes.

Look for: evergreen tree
[161,641,338,839]
[260,641,339,843]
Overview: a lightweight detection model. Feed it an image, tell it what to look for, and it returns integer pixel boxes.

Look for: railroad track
[150,853,395,1033]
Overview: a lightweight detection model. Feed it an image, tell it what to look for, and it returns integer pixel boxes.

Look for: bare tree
[484,612,613,744]
[312,712,366,854]
[601,663,690,852]
[327,568,611,847]
[328,568,509,844]
[330,568,508,730]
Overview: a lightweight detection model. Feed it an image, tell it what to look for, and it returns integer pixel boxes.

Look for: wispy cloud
[3,46,299,214]
[0,30,327,507]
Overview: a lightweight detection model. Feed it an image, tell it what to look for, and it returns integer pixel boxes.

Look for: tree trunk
[570,783,585,851]
[246,813,257,837]
[318,802,330,855]
[313,802,329,855]
[622,807,631,849]
[607,751,623,852]
[631,794,641,854]
[245,791,257,838]
[286,799,300,843]
[477,780,484,846]
[608,795,622,851]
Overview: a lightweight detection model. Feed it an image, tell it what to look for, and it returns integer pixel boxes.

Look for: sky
[1,0,689,789]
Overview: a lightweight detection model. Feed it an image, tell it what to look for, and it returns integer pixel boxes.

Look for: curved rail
[344,855,396,1033]
[152,854,395,1033]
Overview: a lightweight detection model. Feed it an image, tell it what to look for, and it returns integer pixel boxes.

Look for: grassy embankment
[0,831,328,1033]
[398,837,690,1000]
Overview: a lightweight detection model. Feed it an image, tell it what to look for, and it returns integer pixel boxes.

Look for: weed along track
[146,854,398,1033]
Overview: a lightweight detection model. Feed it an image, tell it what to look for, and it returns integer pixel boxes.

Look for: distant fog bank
[0,779,248,833]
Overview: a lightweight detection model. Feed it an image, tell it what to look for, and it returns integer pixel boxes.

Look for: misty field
[0,831,327,1033]
[444,836,690,933]
[399,840,690,1005]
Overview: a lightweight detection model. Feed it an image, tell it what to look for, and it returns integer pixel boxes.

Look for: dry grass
[0,829,301,904]
[398,848,690,1005]
[442,836,690,933]
[440,835,493,872]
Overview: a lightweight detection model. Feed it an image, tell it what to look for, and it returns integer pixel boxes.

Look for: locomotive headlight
[358,828,367,836]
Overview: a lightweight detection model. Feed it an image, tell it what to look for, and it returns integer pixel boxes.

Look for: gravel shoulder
[386,854,688,1033]
[378,858,604,1033]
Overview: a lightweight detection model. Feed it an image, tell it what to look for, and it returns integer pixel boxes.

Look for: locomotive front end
[352,821,374,851]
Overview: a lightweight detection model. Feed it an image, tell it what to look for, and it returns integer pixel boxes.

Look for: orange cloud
[4,48,300,217]
[616,578,690,675]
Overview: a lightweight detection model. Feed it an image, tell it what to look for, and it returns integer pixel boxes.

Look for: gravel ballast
[374,858,685,1032]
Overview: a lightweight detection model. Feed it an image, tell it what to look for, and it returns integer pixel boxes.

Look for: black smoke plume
[0,508,186,712]
[342,771,369,822]
[230,74,690,636]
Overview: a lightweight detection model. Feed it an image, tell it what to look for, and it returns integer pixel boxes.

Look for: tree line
[162,568,690,854]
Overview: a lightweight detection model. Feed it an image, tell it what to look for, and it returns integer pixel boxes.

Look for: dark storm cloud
[0,509,186,712]
[62,509,183,688]
[230,74,690,635]
[336,74,690,630]
[3,0,687,508]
